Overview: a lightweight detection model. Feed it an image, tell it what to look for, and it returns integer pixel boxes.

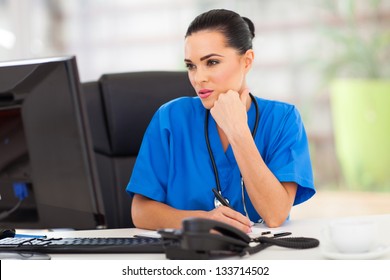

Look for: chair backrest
[82,71,194,228]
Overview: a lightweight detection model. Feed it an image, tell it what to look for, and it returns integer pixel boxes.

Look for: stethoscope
[204,93,260,215]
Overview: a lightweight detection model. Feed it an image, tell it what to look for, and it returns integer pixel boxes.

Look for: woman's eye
[207,60,219,66]
[185,63,195,70]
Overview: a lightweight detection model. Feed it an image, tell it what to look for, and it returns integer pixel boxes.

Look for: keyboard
[0,237,164,254]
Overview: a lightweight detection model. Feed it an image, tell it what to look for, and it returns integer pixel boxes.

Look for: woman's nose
[193,68,208,85]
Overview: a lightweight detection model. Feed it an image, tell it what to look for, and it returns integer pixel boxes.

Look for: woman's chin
[200,100,214,110]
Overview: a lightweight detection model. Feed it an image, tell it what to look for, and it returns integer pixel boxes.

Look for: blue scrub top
[126,96,315,222]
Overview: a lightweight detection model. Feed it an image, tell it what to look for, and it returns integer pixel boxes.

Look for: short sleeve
[125,108,170,202]
[265,106,315,205]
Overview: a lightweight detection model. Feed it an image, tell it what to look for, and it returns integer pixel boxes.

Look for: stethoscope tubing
[205,93,260,196]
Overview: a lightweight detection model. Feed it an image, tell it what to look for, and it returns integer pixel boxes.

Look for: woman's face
[184,30,253,109]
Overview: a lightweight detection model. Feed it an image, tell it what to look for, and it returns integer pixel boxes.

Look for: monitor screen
[0,56,105,229]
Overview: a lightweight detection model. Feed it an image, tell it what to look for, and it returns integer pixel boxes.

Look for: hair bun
[242,17,255,38]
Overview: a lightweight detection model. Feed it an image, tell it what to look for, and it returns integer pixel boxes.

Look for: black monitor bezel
[0,56,105,229]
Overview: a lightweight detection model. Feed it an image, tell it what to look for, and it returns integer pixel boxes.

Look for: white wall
[1,0,389,187]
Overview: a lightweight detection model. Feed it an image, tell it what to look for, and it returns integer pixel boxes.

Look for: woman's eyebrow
[184,53,224,63]
[200,53,224,61]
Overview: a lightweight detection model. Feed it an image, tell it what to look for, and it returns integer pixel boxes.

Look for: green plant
[318,0,390,80]
[311,1,390,191]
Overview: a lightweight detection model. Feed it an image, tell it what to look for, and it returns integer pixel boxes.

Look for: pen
[273,231,291,238]
[257,231,291,238]
[14,234,47,239]
[212,188,233,209]
[212,188,255,226]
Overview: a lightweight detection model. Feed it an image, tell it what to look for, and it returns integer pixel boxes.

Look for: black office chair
[82,71,194,228]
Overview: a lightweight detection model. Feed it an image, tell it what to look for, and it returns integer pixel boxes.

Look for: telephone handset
[158,217,320,259]
[183,216,251,243]
[158,217,251,259]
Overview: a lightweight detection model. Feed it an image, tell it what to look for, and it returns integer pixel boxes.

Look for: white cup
[327,219,377,254]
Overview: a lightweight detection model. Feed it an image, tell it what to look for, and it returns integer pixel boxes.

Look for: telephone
[158,217,250,259]
[158,217,320,259]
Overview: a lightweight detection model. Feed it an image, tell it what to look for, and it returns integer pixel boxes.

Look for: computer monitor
[0,56,106,229]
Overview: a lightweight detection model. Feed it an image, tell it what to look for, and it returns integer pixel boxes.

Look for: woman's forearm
[131,194,207,230]
[229,128,297,227]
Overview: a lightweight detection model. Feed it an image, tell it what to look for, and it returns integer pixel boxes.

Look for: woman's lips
[198,89,213,99]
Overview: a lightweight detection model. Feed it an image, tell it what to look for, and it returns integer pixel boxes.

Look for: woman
[126,9,315,233]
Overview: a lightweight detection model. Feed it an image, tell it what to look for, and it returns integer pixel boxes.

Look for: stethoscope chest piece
[214,196,229,208]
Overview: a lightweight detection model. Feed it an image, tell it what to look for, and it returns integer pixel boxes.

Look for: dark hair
[185,9,255,54]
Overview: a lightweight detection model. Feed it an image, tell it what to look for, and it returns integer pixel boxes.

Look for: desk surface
[24,214,390,260]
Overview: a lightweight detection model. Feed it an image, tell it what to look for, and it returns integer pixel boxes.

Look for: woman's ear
[243,49,254,73]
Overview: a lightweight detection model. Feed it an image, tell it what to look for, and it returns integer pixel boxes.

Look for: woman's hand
[205,206,252,233]
[210,88,250,138]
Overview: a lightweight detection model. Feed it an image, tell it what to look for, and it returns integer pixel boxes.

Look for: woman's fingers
[207,206,252,233]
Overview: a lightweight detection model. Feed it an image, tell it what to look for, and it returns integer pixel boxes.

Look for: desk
[27,214,390,260]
